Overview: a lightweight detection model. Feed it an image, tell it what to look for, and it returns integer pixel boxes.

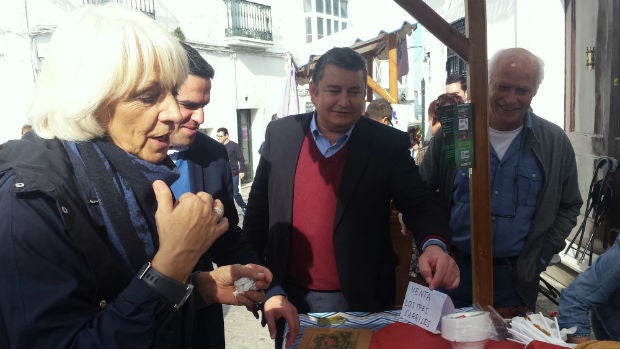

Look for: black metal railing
[83,0,156,19]
[224,0,273,41]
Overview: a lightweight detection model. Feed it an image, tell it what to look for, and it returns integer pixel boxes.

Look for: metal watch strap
[137,262,194,309]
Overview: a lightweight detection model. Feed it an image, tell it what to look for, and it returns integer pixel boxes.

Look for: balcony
[83,0,156,19]
[223,0,273,49]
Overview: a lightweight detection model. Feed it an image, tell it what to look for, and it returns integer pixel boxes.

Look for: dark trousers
[444,249,533,311]
[232,174,246,209]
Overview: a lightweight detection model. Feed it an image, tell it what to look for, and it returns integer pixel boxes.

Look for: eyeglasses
[216,134,225,138]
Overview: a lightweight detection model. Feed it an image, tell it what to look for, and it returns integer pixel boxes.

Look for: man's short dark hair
[311,47,367,89]
[217,127,229,136]
[180,42,214,80]
[445,73,467,92]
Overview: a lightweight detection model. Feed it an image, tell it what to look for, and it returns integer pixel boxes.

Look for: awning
[294,21,417,86]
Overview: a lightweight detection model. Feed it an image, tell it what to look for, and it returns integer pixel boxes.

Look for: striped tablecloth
[287,310,403,348]
[286,309,569,349]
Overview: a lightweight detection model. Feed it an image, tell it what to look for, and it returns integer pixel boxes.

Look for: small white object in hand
[233,277,257,296]
[213,206,224,219]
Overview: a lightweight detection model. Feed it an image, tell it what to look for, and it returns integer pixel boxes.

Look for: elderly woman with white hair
[0,5,271,348]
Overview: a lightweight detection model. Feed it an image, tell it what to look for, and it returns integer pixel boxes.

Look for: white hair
[30,4,188,141]
[488,48,545,90]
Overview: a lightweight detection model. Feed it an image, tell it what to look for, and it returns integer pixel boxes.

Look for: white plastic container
[441,311,493,349]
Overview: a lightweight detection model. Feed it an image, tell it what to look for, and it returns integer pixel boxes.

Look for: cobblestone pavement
[225,184,275,348]
[224,305,274,349]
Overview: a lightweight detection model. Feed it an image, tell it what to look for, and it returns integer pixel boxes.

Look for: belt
[452,248,518,266]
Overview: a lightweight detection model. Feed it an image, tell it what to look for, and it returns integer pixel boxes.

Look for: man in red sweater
[243,47,459,348]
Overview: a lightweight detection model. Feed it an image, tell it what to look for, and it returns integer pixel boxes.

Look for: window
[446,17,467,76]
[333,0,339,16]
[316,0,324,13]
[304,0,347,43]
[305,17,312,43]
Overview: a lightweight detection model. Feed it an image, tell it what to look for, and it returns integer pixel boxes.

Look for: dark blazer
[179,132,258,348]
[0,134,234,347]
[243,112,451,312]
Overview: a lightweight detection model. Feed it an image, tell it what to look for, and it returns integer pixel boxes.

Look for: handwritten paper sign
[400,281,455,334]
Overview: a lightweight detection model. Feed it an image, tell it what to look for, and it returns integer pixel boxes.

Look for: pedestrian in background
[445,73,468,101]
[217,127,248,215]
[364,98,393,126]
[415,93,464,165]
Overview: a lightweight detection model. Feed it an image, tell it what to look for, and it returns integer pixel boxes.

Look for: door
[237,109,253,184]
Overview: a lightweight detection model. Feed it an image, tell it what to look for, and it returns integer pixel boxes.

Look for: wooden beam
[388,33,399,104]
[393,0,493,308]
[393,0,469,61]
[366,56,374,102]
[368,77,398,104]
[465,0,493,309]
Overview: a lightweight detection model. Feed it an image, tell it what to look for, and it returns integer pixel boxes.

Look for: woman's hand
[151,180,229,282]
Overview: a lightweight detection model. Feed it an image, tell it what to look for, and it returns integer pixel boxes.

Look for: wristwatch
[137,262,194,309]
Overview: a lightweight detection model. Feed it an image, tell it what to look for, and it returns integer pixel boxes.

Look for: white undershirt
[489,126,523,160]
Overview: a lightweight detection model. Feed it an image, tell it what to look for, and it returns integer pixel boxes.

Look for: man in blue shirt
[420,47,582,313]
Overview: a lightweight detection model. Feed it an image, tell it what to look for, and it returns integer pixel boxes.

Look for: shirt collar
[309,111,355,144]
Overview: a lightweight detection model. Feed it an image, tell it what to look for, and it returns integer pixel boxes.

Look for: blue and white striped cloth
[286,310,402,349]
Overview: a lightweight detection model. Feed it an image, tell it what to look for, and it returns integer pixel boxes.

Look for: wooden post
[388,33,399,103]
[465,0,493,308]
[393,0,493,308]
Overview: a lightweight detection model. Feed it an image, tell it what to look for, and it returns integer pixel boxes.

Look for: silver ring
[214,206,224,218]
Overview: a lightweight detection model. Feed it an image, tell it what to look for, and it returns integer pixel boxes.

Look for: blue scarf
[66,140,179,272]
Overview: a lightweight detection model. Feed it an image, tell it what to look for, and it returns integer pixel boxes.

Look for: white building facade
[0,0,309,180]
[1,0,566,177]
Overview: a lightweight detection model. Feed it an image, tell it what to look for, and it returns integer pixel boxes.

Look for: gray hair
[30,4,188,141]
[488,47,544,90]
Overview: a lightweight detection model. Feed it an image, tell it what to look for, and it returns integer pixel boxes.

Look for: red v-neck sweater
[288,131,348,291]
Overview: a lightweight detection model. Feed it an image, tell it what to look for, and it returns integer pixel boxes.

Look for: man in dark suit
[169,42,260,349]
[243,47,460,348]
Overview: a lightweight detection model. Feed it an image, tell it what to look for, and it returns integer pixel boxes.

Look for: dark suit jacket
[243,112,451,312]
[180,132,258,348]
